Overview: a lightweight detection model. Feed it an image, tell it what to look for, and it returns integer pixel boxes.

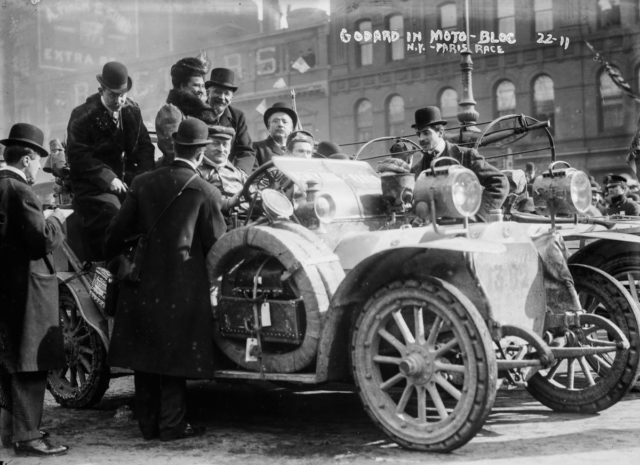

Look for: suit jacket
[66,93,155,196]
[105,161,226,378]
[0,170,65,373]
[412,141,509,220]
[211,105,255,174]
[252,136,286,170]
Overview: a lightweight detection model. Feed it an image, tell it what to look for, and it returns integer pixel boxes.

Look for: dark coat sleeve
[123,104,155,185]
[104,177,141,260]
[458,146,509,219]
[66,104,119,192]
[229,108,256,175]
[197,182,227,257]
[18,186,65,259]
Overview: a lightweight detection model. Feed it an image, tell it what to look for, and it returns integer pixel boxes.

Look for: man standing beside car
[105,118,226,441]
[205,68,255,174]
[66,61,155,261]
[0,123,69,457]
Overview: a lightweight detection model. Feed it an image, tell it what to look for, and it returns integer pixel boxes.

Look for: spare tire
[207,225,343,372]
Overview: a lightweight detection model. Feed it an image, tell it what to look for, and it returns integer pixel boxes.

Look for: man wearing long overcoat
[0,123,69,456]
[105,118,226,441]
[67,61,155,260]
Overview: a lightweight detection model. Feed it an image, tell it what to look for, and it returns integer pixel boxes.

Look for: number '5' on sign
[537,33,570,50]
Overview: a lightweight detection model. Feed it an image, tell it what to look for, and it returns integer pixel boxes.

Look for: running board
[213,370,319,383]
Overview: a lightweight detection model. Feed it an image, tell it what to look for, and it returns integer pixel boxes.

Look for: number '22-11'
[537,33,570,50]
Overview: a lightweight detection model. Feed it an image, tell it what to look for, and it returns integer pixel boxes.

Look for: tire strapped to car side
[207,225,342,373]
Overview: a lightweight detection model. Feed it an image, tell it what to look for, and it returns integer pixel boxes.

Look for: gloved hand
[376,158,411,174]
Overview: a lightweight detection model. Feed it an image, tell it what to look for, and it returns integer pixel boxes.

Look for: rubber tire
[526,264,640,413]
[597,253,640,297]
[47,284,110,408]
[351,279,497,452]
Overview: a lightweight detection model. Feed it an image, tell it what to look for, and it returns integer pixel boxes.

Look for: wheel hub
[399,346,434,384]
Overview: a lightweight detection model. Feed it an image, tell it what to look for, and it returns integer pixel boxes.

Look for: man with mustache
[205,68,255,174]
[252,101,298,168]
[66,61,155,260]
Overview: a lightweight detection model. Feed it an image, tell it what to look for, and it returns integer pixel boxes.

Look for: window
[599,67,624,130]
[386,95,405,136]
[356,99,373,141]
[534,0,553,32]
[496,80,516,117]
[440,88,458,121]
[388,14,405,61]
[598,0,621,28]
[439,2,457,31]
[357,20,373,66]
[532,75,555,134]
[497,0,515,35]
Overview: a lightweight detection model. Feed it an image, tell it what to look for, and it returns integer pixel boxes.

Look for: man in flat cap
[200,125,249,215]
[155,56,216,166]
[252,101,298,168]
[604,173,640,216]
[66,61,155,261]
[205,68,255,174]
[378,106,508,221]
[105,118,226,442]
[0,123,69,456]
[286,130,315,159]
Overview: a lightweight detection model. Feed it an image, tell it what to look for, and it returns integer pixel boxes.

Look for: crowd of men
[1,56,640,457]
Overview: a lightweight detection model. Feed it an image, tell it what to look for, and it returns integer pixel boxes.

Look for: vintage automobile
[46,119,640,452]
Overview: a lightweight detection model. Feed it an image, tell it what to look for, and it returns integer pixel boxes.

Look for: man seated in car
[199,125,247,216]
[285,130,315,159]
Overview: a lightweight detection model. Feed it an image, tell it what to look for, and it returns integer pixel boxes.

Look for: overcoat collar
[0,167,28,184]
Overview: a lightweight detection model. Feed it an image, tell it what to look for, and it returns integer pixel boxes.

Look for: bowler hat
[172,118,212,146]
[204,68,238,91]
[96,61,132,94]
[263,102,298,128]
[208,125,236,140]
[0,123,48,157]
[411,106,447,130]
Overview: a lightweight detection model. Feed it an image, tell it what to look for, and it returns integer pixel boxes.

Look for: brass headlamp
[413,157,482,220]
[532,161,591,215]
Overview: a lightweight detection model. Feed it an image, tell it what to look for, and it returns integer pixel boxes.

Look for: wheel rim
[354,292,487,441]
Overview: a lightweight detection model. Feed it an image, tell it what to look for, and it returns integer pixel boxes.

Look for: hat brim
[96,75,133,94]
[171,133,212,147]
[411,120,448,130]
[263,107,298,128]
[0,138,48,157]
[204,81,238,92]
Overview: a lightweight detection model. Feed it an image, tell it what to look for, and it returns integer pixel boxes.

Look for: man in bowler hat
[205,68,256,174]
[252,101,298,168]
[379,106,508,221]
[0,123,69,456]
[66,61,155,261]
[105,118,226,441]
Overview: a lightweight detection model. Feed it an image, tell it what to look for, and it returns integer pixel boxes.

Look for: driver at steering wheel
[199,125,248,216]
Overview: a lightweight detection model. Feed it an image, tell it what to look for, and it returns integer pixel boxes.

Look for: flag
[273,77,287,89]
[255,99,267,115]
[291,56,311,74]
[585,41,640,102]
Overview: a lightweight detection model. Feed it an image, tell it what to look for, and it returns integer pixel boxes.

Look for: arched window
[439,2,457,31]
[357,19,373,66]
[599,67,624,130]
[534,0,553,32]
[386,95,405,136]
[388,14,405,61]
[356,99,373,141]
[440,88,458,121]
[532,74,555,134]
[496,80,516,117]
[497,0,515,35]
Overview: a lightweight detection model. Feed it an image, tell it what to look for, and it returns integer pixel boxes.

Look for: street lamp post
[456,0,481,143]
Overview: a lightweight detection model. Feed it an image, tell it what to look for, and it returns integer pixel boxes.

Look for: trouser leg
[1,407,12,446]
[11,371,47,443]
[158,375,186,434]
[133,371,161,439]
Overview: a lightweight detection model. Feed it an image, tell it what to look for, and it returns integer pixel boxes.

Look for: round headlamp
[413,160,482,219]
[532,161,591,215]
[261,189,294,221]
[313,193,336,223]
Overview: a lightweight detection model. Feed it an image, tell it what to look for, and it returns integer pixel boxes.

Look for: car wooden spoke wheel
[46,284,110,408]
[351,279,497,452]
[526,264,640,413]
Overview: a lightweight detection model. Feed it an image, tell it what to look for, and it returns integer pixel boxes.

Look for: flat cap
[208,125,236,140]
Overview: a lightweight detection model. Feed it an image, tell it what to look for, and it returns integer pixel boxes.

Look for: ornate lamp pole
[456,0,481,143]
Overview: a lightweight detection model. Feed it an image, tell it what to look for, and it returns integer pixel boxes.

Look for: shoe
[1,430,47,448]
[14,437,69,456]
[159,423,205,442]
